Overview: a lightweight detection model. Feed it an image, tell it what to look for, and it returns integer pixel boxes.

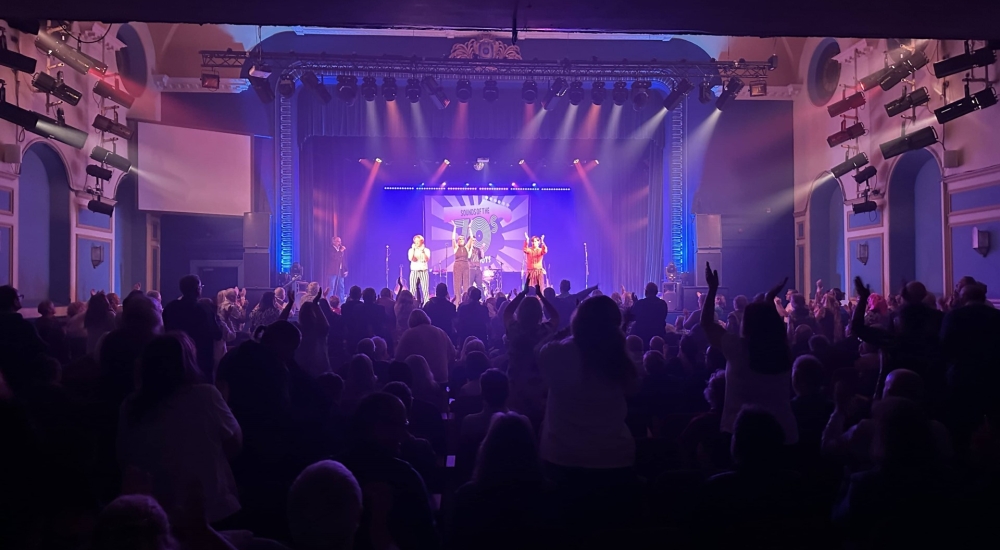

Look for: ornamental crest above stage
[449,35,522,61]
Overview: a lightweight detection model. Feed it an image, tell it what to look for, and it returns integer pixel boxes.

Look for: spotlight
[859,66,891,92]
[248,64,272,79]
[631,81,650,111]
[87,198,114,216]
[852,200,878,214]
[542,78,568,110]
[35,31,107,76]
[483,80,499,102]
[86,164,113,181]
[933,46,997,78]
[827,122,866,147]
[456,80,472,103]
[375,157,383,163]
[590,81,607,105]
[878,50,929,91]
[698,81,714,104]
[90,146,131,172]
[934,87,998,124]
[361,76,378,102]
[885,87,929,117]
[594,159,599,165]
[827,91,866,117]
[854,166,877,184]
[31,72,82,106]
[879,126,938,160]
[443,159,450,165]
[573,159,580,164]
[0,29,38,73]
[200,73,220,90]
[31,108,88,149]
[715,77,744,111]
[663,79,693,111]
[748,80,767,97]
[532,182,537,187]
[248,76,274,103]
[93,114,133,140]
[422,76,449,110]
[277,74,296,98]
[522,80,538,104]
[300,72,332,103]
[382,77,398,102]
[93,79,136,109]
[612,81,629,106]
[830,152,869,178]
[3,19,39,35]
[518,159,525,165]
[567,81,585,105]
[336,75,357,104]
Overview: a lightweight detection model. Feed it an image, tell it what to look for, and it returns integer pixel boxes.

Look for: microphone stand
[584,242,590,289]
[385,245,390,290]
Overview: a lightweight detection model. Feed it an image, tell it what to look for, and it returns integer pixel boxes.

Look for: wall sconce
[857,241,870,265]
[973,227,991,257]
[90,243,104,268]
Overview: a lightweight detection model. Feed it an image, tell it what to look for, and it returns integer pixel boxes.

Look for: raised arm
[523,233,530,254]
[279,290,295,321]
[700,263,726,348]
[505,280,530,329]
[540,235,548,255]
[537,285,560,329]
[573,285,599,303]
[452,223,458,252]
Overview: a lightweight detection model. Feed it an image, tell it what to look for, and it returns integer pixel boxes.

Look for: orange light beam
[574,162,613,234]
[345,161,381,242]
[519,161,539,182]
[428,160,449,185]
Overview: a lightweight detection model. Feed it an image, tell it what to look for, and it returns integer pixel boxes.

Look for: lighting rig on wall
[932,41,999,125]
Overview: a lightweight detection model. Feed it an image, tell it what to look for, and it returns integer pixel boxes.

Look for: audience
[423,283,457,342]
[395,309,454,384]
[286,461,362,550]
[162,275,223,379]
[247,291,281,334]
[456,287,490,346]
[628,282,669,349]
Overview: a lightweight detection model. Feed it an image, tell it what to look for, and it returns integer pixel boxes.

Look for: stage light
[277,74,296,98]
[443,159,450,165]
[885,87,929,117]
[86,164,113,181]
[201,73,220,90]
[532,182,537,187]
[827,122,866,147]
[93,114,133,140]
[663,79,693,111]
[567,81,585,105]
[698,81,714,104]
[381,77,397,102]
[853,200,877,214]
[248,76,274,103]
[406,78,421,103]
[879,126,938,160]
[631,81,651,111]
[542,78,568,110]
[859,66,890,92]
[31,108,88,149]
[483,80,499,102]
[518,159,525,165]
[749,80,767,97]
[591,81,607,105]
[715,77,743,111]
[248,64,272,79]
[336,75,357,104]
[0,29,38,73]
[88,198,114,216]
[854,166,877,184]
[35,30,107,76]
[90,146,131,172]
[830,152,869,178]
[93,79,136,109]
[375,157,383,163]
[422,76,449,110]
[456,79,472,103]
[879,50,929,91]
[299,72,331,103]
[31,72,82,106]
[594,159,600,165]
[3,19,39,35]
[934,87,997,124]
[933,46,996,78]
[361,76,378,102]
[827,91,866,117]
[611,81,628,106]
[522,81,538,104]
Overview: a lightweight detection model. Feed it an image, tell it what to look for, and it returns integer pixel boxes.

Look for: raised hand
[524,232,529,240]
[535,284,543,297]
[704,262,720,291]
[854,276,871,303]
[313,289,323,304]
[541,234,546,242]
[765,277,790,304]
[133,283,141,291]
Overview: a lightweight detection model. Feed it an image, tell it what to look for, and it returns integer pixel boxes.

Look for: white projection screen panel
[137,122,252,216]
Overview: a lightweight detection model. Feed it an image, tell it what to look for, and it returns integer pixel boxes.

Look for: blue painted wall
[0,224,11,286]
[950,185,1000,213]
[888,150,941,295]
[114,176,146,294]
[848,208,881,229]
[951,220,1000,300]
[17,144,71,306]
[913,160,943,295]
[78,206,112,230]
[77,237,112,295]
[849,237,883,295]
[810,175,845,292]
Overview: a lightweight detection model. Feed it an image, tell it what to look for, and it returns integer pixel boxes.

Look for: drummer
[469,235,485,290]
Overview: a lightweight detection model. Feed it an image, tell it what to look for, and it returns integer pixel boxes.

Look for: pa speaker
[244,249,271,288]
[696,214,722,249]
[695,250,722,286]
[243,212,271,249]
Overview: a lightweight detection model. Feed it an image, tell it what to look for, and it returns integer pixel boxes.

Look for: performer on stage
[409,234,431,301]
[452,223,471,297]
[523,233,547,287]
[469,236,484,290]
[329,236,347,301]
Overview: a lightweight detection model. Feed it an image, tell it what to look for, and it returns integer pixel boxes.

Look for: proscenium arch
[17,141,72,306]
[886,148,944,296]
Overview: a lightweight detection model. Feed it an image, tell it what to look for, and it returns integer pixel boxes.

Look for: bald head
[287,460,363,550]
[903,281,928,305]
[883,369,924,401]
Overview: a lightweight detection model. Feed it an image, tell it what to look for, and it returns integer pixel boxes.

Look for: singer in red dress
[523,233,548,287]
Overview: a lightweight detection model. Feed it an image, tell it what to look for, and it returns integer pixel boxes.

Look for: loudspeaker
[696,214,722,249]
[696,250,723,286]
[244,249,271,288]
[243,212,271,249]
[243,287,270,311]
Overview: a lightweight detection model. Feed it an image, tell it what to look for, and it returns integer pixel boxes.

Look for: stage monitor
[136,122,252,216]
[423,195,530,273]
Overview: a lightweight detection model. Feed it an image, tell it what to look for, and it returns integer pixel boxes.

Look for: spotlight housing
[0,31,38,73]
[715,77,744,111]
[542,78,568,110]
[698,81,714,104]
[827,91,866,117]
[300,72,332,103]
[934,87,997,124]
[885,87,929,117]
[87,198,114,216]
[852,200,878,214]
[748,80,767,97]
[567,81,585,106]
[336,75,357,104]
[422,76,449,110]
[933,46,997,78]
[361,76,378,102]
[878,50,929,91]
[35,31,107,77]
[93,114,133,140]
[90,146,132,172]
[663,79,693,111]
[93,79,136,109]
[521,80,538,104]
[456,79,472,103]
[86,164,113,181]
[612,81,629,106]
[483,80,499,102]
[591,81,607,105]
[200,73,220,90]
[631,81,651,111]
[830,153,869,178]
[31,72,82,106]
[277,74,296,98]
[879,126,938,160]
[853,166,877,184]
[381,77,398,102]
[827,122,866,147]
[248,76,274,103]
[32,108,88,149]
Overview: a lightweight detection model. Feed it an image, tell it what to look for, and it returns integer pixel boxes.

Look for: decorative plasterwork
[152,75,250,94]
[449,35,522,60]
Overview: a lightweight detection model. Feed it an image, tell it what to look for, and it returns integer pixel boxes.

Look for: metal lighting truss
[201,50,774,84]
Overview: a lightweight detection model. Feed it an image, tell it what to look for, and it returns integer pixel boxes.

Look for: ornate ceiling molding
[152,75,250,94]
